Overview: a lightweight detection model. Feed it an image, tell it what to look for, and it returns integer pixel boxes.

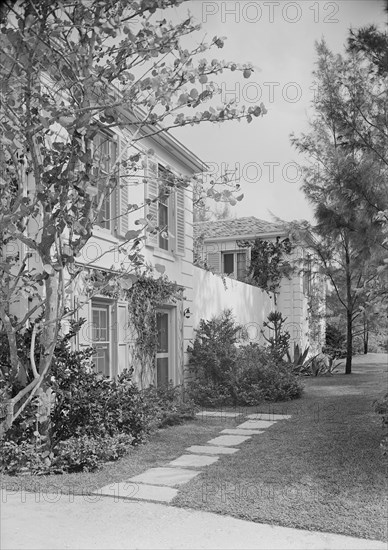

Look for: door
[156,309,171,387]
[91,301,110,376]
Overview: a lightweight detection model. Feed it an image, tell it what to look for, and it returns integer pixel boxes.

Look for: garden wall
[192,266,273,345]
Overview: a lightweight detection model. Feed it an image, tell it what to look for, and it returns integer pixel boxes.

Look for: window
[222,250,248,280]
[92,133,118,230]
[91,301,110,376]
[156,310,170,387]
[145,160,186,255]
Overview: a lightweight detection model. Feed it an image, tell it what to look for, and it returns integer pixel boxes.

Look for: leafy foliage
[291,35,388,373]
[0,0,266,433]
[323,323,347,359]
[187,312,303,407]
[237,237,293,298]
[0,327,196,474]
[125,275,183,385]
[261,311,290,360]
[187,309,244,384]
[374,393,388,456]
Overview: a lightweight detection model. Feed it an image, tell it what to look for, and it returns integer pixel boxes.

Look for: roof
[194,216,286,241]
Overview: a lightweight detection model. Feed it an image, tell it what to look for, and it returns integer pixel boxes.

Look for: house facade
[194,216,326,355]
[72,128,206,388]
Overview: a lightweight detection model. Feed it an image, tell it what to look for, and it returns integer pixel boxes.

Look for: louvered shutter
[175,187,185,256]
[76,297,92,350]
[116,137,129,238]
[114,300,129,378]
[207,251,221,273]
[145,158,159,247]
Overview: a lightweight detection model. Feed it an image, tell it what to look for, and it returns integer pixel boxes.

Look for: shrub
[236,344,304,402]
[374,393,388,456]
[1,434,134,475]
[1,325,197,475]
[261,311,290,360]
[187,317,304,407]
[323,323,347,358]
[141,384,197,429]
[186,379,235,408]
[187,309,243,384]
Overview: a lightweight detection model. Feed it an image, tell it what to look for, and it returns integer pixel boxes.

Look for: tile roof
[194,216,286,240]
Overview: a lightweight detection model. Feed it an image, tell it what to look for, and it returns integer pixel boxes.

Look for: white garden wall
[192,266,273,345]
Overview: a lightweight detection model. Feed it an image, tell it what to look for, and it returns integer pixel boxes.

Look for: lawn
[1,354,386,542]
[173,355,388,542]
[0,415,245,497]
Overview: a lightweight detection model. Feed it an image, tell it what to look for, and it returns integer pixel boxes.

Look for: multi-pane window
[222,251,247,280]
[156,310,170,387]
[91,301,110,376]
[92,133,117,230]
[145,160,186,255]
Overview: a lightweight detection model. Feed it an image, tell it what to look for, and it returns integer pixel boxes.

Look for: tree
[0,0,266,434]
[291,38,388,374]
[237,236,293,302]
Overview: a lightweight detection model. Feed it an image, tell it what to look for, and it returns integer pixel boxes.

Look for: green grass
[173,356,388,542]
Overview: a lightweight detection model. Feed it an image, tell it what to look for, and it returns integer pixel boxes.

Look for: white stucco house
[193,216,326,355]
[72,127,207,388]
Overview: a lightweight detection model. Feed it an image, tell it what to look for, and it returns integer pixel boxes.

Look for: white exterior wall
[192,266,273,348]
[73,130,196,387]
[198,238,319,355]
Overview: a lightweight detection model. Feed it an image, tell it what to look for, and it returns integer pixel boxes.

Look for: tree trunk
[37,271,61,451]
[345,310,353,374]
[363,315,368,354]
[345,238,352,375]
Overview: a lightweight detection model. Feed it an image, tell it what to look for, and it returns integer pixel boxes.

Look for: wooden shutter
[145,158,159,247]
[175,187,185,256]
[207,251,221,273]
[116,137,129,238]
[114,300,129,378]
[76,297,92,350]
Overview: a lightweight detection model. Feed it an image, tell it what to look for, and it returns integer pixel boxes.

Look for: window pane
[156,358,169,387]
[223,253,234,275]
[157,312,169,353]
[158,202,168,250]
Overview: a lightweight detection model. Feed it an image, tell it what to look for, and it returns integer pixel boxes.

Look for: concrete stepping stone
[247,413,291,420]
[196,411,243,418]
[186,445,239,455]
[206,435,251,447]
[96,482,178,503]
[167,454,219,468]
[127,467,200,487]
[221,428,264,436]
[237,420,277,430]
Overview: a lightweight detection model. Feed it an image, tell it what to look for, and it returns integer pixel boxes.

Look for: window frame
[91,132,118,233]
[221,249,248,280]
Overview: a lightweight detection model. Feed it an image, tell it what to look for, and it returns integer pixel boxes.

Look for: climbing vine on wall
[124,275,184,385]
[237,237,294,302]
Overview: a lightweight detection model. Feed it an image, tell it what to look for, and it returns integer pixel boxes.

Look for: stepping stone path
[96,411,291,504]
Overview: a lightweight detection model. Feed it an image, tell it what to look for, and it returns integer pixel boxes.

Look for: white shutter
[207,252,221,273]
[175,187,185,256]
[116,137,129,238]
[76,297,92,350]
[114,300,129,378]
[145,158,159,247]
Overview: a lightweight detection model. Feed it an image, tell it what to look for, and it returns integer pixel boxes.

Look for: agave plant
[286,343,315,374]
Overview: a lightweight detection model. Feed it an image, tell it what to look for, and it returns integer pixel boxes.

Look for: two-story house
[194,216,326,354]
[73,126,207,388]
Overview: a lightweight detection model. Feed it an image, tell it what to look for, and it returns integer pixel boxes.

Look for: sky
[167,0,387,223]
